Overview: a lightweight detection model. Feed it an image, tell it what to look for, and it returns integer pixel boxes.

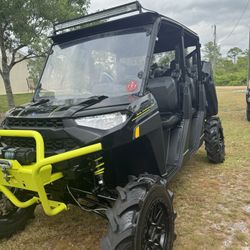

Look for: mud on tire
[0,190,36,239]
[204,117,225,164]
[101,175,176,250]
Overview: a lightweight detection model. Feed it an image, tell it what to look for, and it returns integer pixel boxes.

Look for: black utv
[0,2,225,249]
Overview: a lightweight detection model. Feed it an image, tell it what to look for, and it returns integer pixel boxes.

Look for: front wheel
[0,190,36,238]
[102,175,176,250]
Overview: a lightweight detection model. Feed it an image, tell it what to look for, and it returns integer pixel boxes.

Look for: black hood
[6,95,135,119]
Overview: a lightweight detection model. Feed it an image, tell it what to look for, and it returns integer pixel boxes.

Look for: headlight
[75,112,128,130]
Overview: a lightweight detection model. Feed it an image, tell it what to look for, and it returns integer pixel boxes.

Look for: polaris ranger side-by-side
[0,2,225,249]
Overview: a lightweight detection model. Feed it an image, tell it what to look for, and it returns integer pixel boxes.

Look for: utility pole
[213,24,217,46]
[211,24,217,70]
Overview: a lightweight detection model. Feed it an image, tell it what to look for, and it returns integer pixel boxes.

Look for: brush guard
[0,130,102,216]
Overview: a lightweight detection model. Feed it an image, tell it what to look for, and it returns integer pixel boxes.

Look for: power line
[219,0,250,44]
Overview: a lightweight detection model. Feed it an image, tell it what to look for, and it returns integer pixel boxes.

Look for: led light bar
[54,1,142,34]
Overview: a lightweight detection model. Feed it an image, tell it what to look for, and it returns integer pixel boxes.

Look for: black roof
[52,11,199,51]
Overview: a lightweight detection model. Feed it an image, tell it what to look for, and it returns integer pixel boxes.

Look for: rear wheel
[102,175,176,250]
[204,117,225,164]
[0,189,36,238]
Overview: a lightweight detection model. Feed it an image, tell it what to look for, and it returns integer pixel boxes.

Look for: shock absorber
[94,156,105,185]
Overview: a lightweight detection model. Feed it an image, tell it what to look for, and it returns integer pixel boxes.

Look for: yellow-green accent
[95,162,104,169]
[95,157,103,162]
[94,159,105,175]
[0,185,39,208]
[95,168,105,175]
[132,104,154,121]
[0,129,102,216]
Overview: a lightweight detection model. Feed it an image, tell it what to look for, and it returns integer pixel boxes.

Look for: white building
[0,53,31,95]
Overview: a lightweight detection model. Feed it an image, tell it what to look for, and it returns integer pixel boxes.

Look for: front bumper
[0,129,102,216]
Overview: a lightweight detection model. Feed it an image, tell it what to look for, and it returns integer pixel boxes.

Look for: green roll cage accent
[0,130,102,216]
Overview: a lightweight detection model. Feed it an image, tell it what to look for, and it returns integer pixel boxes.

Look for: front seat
[148,76,181,128]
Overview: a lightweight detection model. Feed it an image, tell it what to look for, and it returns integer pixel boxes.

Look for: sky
[89,0,250,56]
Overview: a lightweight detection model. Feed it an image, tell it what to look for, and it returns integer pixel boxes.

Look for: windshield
[37,27,151,100]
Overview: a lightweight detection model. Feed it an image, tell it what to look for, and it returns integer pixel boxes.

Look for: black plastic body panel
[202,61,218,116]
[0,8,220,191]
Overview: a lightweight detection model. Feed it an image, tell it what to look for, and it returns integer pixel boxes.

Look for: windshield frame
[33,23,158,102]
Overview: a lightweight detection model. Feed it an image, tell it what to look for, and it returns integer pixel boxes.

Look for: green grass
[0,86,250,249]
[0,93,33,113]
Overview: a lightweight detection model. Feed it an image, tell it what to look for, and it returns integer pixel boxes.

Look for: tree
[227,47,242,64]
[157,51,175,66]
[242,49,248,56]
[0,0,89,109]
[27,57,46,86]
[202,41,221,70]
[214,52,247,86]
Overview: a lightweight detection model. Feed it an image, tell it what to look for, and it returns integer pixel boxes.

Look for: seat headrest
[148,77,178,113]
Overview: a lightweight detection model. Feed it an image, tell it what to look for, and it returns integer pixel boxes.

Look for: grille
[1,137,78,152]
[5,118,64,128]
